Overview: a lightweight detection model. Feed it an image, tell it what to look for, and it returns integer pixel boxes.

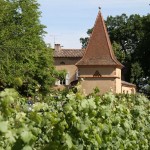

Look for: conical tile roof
[76,11,123,68]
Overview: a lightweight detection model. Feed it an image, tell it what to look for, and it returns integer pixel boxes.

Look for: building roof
[76,11,123,68]
[121,81,136,87]
[54,49,85,58]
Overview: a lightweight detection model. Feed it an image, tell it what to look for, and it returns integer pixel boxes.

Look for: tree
[0,0,56,96]
[130,62,143,89]
[135,14,150,77]
[134,14,150,95]
[80,28,92,49]
[112,42,125,63]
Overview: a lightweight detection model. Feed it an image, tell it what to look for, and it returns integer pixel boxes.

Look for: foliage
[80,28,92,49]
[0,0,56,96]
[134,14,150,93]
[55,70,67,80]
[106,14,150,96]
[0,88,149,149]
[130,62,143,90]
[112,42,125,63]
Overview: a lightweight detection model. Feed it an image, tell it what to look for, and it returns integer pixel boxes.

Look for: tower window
[60,62,65,65]
[93,70,101,77]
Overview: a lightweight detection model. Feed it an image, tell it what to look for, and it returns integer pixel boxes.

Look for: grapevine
[0,88,149,150]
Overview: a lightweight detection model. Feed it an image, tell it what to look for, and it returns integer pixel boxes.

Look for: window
[56,72,70,86]
[76,70,79,80]
[55,80,60,85]
[60,62,65,65]
[65,72,70,85]
[60,79,66,85]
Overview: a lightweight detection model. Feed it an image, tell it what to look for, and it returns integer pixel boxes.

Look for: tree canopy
[0,88,149,149]
[0,0,56,96]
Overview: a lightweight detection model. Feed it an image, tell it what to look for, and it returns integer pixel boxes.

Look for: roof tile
[76,11,123,68]
[121,81,136,87]
[54,49,85,58]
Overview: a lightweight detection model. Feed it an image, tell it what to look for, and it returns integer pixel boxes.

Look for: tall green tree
[0,0,55,96]
[134,14,150,95]
[112,42,125,63]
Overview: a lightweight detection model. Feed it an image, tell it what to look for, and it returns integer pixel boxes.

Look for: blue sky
[38,0,149,49]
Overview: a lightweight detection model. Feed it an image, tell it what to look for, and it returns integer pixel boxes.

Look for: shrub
[0,88,149,149]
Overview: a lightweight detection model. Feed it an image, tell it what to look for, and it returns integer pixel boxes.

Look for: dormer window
[60,62,65,65]
[93,70,101,77]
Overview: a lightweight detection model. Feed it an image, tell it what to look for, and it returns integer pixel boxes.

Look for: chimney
[54,44,61,51]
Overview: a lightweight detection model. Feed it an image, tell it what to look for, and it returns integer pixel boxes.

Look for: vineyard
[0,88,150,150]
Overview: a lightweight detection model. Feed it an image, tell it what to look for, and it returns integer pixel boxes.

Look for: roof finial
[98,6,101,11]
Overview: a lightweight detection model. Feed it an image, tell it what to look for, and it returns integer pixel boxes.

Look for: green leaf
[123,121,130,129]
[95,134,102,145]
[81,99,88,109]
[5,130,16,144]
[20,131,35,144]
[22,145,32,150]
[0,121,8,133]
[88,98,96,109]
[63,133,73,149]
[0,147,5,150]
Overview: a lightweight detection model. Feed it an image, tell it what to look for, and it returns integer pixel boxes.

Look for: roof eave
[76,63,124,68]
